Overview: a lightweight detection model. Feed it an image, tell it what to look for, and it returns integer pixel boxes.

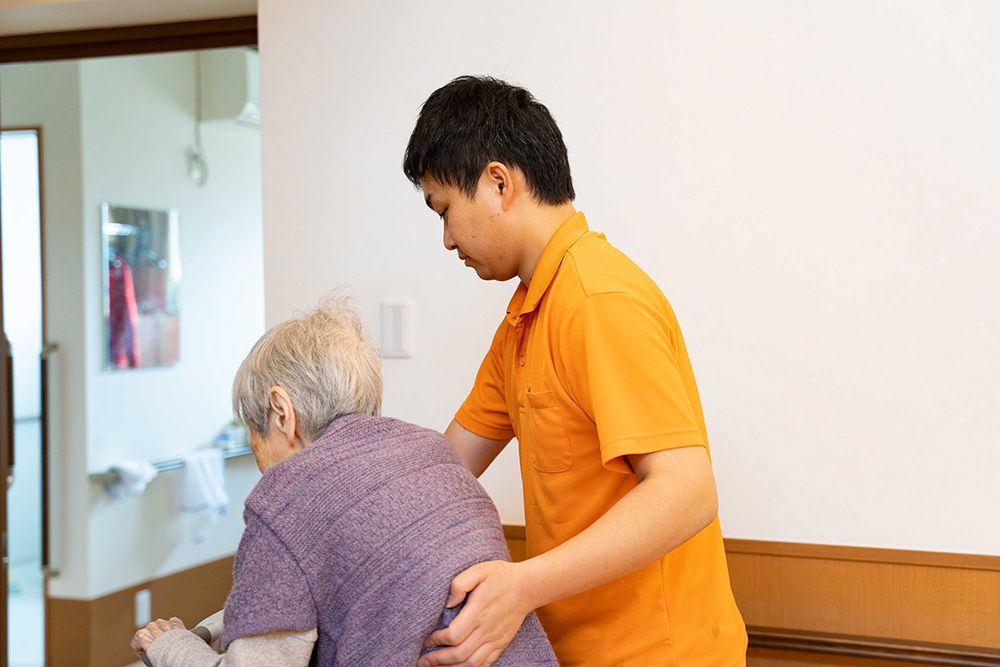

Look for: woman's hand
[418,560,533,667]
[130,617,187,657]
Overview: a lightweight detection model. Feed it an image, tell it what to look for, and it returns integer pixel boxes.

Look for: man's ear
[268,386,298,447]
[485,161,515,211]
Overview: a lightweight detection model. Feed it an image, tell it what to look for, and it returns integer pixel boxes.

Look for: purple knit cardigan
[222,414,557,666]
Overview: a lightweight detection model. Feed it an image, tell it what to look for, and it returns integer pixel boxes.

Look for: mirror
[102,202,181,369]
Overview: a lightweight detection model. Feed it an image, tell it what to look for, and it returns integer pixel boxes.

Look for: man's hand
[130,617,187,657]
[418,560,532,667]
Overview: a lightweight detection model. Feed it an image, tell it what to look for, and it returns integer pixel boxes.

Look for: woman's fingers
[130,617,188,655]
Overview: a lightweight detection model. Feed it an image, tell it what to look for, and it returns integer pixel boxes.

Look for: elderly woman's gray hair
[232,299,382,441]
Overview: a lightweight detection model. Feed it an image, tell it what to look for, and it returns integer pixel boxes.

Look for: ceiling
[0,0,256,37]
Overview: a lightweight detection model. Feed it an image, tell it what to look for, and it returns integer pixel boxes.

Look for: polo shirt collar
[505,211,590,325]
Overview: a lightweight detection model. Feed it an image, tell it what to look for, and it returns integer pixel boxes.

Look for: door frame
[0,16,257,666]
[0,16,257,64]
[1,173,9,667]
[0,124,44,667]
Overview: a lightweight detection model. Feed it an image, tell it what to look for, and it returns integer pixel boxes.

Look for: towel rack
[89,445,254,483]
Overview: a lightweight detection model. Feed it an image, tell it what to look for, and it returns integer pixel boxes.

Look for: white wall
[79,52,264,470]
[78,51,266,597]
[258,1,1000,555]
[2,50,267,598]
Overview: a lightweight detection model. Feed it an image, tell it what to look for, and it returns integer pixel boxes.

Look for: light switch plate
[381,299,415,358]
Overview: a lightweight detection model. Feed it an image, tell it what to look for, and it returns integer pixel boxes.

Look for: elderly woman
[132,302,557,666]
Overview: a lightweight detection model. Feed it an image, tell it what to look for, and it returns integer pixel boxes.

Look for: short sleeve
[455,319,516,441]
[559,292,706,473]
[221,510,317,650]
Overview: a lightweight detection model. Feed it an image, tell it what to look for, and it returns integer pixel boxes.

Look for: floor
[8,562,44,667]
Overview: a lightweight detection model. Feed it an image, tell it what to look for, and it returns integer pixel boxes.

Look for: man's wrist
[514,555,558,612]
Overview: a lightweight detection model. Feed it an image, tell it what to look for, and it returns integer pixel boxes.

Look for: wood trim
[727,541,1000,649]
[502,524,526,540]
[0,15,257,64]
[726,539,1000,573]
[0,300,7,667]
[730,540,1000,667]
[748,627,1000,667]
[503,524,527,563]
[47,555,234,667]
[0,126,51,575]
[747,646,985,667]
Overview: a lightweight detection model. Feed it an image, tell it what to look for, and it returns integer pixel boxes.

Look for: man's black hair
[403,76,575,205]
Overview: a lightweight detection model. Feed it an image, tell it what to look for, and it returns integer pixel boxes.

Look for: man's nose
[443,225,456,251]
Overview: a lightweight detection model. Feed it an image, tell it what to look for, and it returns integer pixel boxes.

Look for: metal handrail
[89,444,253,484]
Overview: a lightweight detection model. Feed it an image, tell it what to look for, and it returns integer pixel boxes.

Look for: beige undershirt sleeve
[146,627,318,667]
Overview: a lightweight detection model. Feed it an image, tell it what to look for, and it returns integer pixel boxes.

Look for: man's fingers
[446,564,485,608]
[420,561,523,666]
[467,642,503,667]
[425,610,476,649]
[419,633,481,667]
[419,645,465,667]
[419,636,502,667]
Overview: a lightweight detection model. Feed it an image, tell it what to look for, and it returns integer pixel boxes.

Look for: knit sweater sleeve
[147,628,317,667]
[221,509,318,649]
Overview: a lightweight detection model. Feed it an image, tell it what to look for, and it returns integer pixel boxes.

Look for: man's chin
[468,263,516,282]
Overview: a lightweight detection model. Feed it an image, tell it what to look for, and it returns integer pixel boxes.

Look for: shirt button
[518,356,525,366]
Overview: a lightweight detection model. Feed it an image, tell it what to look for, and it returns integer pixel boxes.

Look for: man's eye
[439,208,448,221]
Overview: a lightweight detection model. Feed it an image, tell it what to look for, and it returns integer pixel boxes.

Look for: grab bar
[89,444,253,484]
[41,343,58,576]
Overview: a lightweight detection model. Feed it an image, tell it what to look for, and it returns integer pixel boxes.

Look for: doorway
[0,17,261,667]
[1,128,44,667]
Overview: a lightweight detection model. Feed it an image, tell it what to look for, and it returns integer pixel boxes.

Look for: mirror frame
[101,202,182,371]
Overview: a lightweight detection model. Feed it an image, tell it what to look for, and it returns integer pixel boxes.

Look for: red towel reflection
[108,257,141,368]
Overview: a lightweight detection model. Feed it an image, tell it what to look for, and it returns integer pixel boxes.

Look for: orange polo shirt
[456,212,747,666]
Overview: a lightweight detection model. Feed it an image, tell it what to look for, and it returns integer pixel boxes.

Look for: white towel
[176,449,230,543]
[105,459,158,500]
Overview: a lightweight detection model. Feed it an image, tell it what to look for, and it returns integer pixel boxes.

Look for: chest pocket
[522,387,574,473]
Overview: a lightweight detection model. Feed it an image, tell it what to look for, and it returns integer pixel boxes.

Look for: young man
[403,76,747,667]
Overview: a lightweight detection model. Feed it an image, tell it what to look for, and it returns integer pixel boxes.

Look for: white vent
[199,48,260,129]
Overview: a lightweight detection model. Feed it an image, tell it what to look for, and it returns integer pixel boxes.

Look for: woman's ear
[268,386,297,446]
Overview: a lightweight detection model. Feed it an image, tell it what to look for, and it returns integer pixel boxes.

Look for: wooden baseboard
[747,645,936,667]
[748,626,1000,666]
[46,556,234,667]
[726,539,1000,653]
[502,524,527,562]
[501,527,1000,667]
